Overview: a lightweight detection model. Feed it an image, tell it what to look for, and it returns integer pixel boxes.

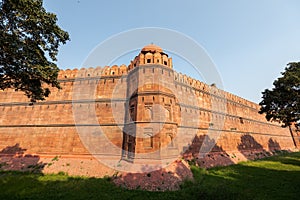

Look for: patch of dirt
[113,159,193,191]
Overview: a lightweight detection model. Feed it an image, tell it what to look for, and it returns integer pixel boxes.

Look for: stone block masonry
[0,44,299,177]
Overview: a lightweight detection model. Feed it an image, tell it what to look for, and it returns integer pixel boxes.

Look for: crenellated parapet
[58,64,129,79]
[173,71,261,109]
[57,68,78,79]
[174,71,220,95]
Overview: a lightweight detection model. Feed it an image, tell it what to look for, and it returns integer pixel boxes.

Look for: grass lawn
[0,151,300,200]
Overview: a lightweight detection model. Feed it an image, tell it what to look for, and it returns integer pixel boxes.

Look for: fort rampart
[0,44,299,176]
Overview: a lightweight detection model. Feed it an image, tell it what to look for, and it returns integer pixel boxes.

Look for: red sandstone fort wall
[172,72,297,164]
[0,66,129,176]
[0,61,299,174]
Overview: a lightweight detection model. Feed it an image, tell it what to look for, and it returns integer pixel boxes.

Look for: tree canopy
[259,62,300,128]
[0,0,69,102]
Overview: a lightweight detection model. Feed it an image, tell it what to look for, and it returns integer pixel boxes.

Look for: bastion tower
[122,44,179,162]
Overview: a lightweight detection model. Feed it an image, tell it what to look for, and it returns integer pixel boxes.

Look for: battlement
[58,64,129,79]
[57,61,260,112]
[173,71,259,110]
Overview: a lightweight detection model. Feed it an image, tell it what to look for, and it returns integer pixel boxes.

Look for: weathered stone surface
[0,45,299,186]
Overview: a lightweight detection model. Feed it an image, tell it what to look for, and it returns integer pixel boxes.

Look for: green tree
[259,62,300,147]
[0,0,69,102]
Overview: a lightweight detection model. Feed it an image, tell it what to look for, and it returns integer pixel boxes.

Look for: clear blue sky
[43,0,300,103]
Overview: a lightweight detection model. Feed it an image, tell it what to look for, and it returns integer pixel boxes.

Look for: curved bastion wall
[0,45,299,176]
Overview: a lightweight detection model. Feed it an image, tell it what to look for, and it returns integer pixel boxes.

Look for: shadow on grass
[278,157,300,166]
[264,151,300,167]
[1,152,299,200]
[175,152,300,200]
[0,170,193,200]
[0,171,126,200]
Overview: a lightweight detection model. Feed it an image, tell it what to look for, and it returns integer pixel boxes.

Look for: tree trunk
[288,124,298,148]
